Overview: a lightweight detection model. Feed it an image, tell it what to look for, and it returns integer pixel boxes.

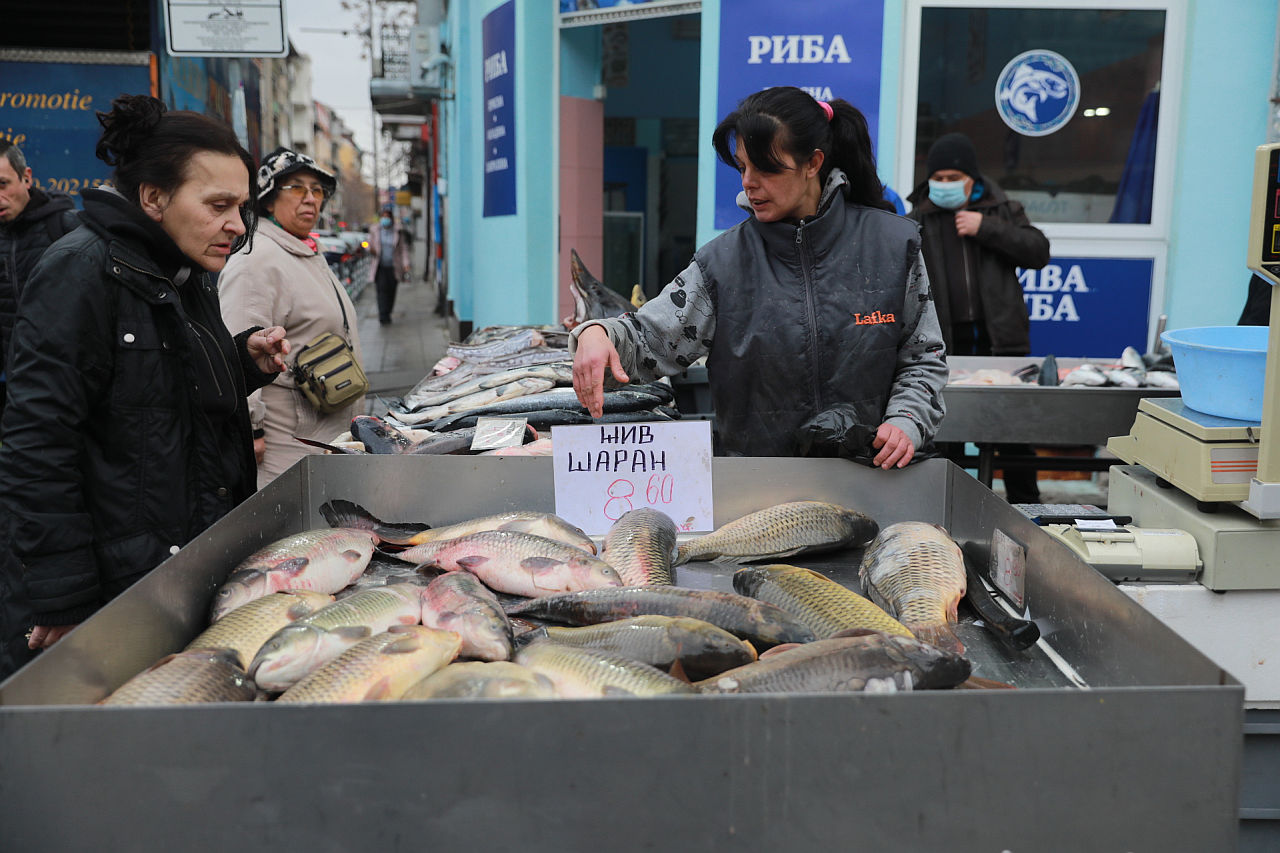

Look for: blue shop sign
[482,1,517,218]
[0,59,152,202]
[1022,256,1155,357]
[715,0,884,229]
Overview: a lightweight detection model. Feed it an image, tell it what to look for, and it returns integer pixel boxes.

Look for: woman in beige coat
[219,148,364,488]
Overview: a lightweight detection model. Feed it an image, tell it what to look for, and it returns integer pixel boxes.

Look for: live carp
[276,625,461,704]
[697,632,971,695]
[732,564,913,640]
[248,583,425,692]
[210,528,379,622]
[394,530,623,597]
[505,586,815,648]
[401,660,557,700]
[600,508,677,586]
[185,590,334,669]
[418,571,514,661]
[674,501,878,565]
[393,510,595,553]
[100,649,256,706]
[527,614,756,679]
[515,641,696,698]
[859,521,967,654]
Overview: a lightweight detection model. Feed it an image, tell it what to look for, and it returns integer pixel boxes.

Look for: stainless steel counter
[0,456,1242,852]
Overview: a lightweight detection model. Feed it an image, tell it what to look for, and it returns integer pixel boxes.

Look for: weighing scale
[1106,142,1280,590]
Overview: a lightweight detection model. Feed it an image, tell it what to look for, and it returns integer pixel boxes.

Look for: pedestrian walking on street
[0,95,289,676]
[0,140,81,418]
[572,86,948,466]
[219,147,365,489]
[369,202,410,325]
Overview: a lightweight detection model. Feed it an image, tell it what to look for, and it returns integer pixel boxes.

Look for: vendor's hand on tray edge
[872,422,915,470]
[573,325,629,418]
[28,624,76,650]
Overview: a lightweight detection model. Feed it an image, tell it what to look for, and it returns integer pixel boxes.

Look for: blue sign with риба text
[482,1,517,218]
[0,59,152,204]
[715,0,884,229]
[1021,256,1155,357]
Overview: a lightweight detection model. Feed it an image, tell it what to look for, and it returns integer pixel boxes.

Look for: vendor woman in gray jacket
[572,87,948,467]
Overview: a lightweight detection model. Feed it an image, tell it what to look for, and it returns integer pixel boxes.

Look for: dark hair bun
[95,94,167,167]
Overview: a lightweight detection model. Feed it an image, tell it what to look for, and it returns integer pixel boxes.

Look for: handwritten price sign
[551,421,714,536]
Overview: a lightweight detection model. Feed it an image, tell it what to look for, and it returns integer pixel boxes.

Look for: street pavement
[352,248,451,409]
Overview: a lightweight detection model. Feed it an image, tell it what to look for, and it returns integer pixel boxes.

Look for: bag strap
[325,275,351,338]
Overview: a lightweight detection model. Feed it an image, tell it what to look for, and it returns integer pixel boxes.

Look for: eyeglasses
[278,184,331,201]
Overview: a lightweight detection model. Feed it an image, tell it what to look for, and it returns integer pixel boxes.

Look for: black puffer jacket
[0,188,276,625]
[0,188,80,367]
[908,176,1050,355]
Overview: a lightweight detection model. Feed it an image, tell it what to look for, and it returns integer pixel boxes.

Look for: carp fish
[526,615,756,679]
[505,586,815,648]
[185,590,334,669]
[394,530,623,597]
[390,510,596,553]
[210,528,379,622]
[858,521,967,654]
[100,649,256,706]
[401,661,557,700]
[674,501,878,565]
[697,632,971,695]
[276,625,461,704]
[515,641,696,698]
[248,583,425,692]
[732,564,913,640]
[600,507,678,586]
[419,571,515,661]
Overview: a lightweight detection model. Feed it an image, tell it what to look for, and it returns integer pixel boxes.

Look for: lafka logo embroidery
[995,50,1080,137]
[853,310,896,326]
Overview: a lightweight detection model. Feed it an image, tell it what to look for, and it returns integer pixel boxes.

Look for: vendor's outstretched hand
[872,422,915,469]
[573,325,629,418]
[247,326,291,374]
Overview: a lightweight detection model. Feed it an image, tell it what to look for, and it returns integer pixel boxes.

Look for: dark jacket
[0,188,276,625]
[0,188,80,368]
[908,177,1050,355]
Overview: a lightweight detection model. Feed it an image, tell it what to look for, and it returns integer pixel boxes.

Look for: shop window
[914,7,1166,224]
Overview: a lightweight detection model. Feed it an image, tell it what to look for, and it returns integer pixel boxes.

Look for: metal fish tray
[0,457,1242,851]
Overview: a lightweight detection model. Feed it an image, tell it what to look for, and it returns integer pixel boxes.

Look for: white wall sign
[164,1,288,58]
[551,421,714,536]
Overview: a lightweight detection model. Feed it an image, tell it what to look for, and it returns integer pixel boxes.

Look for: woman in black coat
[0,95,290,675]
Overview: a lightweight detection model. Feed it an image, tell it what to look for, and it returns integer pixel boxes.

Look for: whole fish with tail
[697,632,971,694]
[276,625,461,704]
[248,583,425,692]
[393,530,623,597]
[859,521,967,654]
[425,406,675,433]
[401,363,572,411]
[521,615,756,679]
[386,509,595,553]
[210,528,380,622]
[732,564,914,640]
[505,586,815,647]
[394,377,555,425]
[675,501,878,565]
[515,641,696,697]
[600,507,678,586]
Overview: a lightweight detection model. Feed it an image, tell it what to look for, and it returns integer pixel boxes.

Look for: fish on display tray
[276,625,462,704]
[859,521,968,654]
[674,501,879,566]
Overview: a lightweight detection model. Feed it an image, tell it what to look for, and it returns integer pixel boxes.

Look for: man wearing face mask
[368,203,410,325]
[908,132,1050,504]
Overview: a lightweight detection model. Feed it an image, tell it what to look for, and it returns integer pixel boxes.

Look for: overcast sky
[285,0,376,154]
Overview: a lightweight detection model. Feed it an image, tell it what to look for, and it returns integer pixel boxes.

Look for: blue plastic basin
[1161,326,1270,422]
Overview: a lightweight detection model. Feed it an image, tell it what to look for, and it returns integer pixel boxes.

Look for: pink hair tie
[818,100,834,122]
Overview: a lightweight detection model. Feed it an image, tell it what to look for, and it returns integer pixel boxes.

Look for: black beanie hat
[927,132,980,178]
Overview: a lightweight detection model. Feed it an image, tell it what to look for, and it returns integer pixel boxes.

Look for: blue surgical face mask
[928,179,969,210]
[380,216,392,227]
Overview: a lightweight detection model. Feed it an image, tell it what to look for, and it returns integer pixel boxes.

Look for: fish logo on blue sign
[995,50,1080,137]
